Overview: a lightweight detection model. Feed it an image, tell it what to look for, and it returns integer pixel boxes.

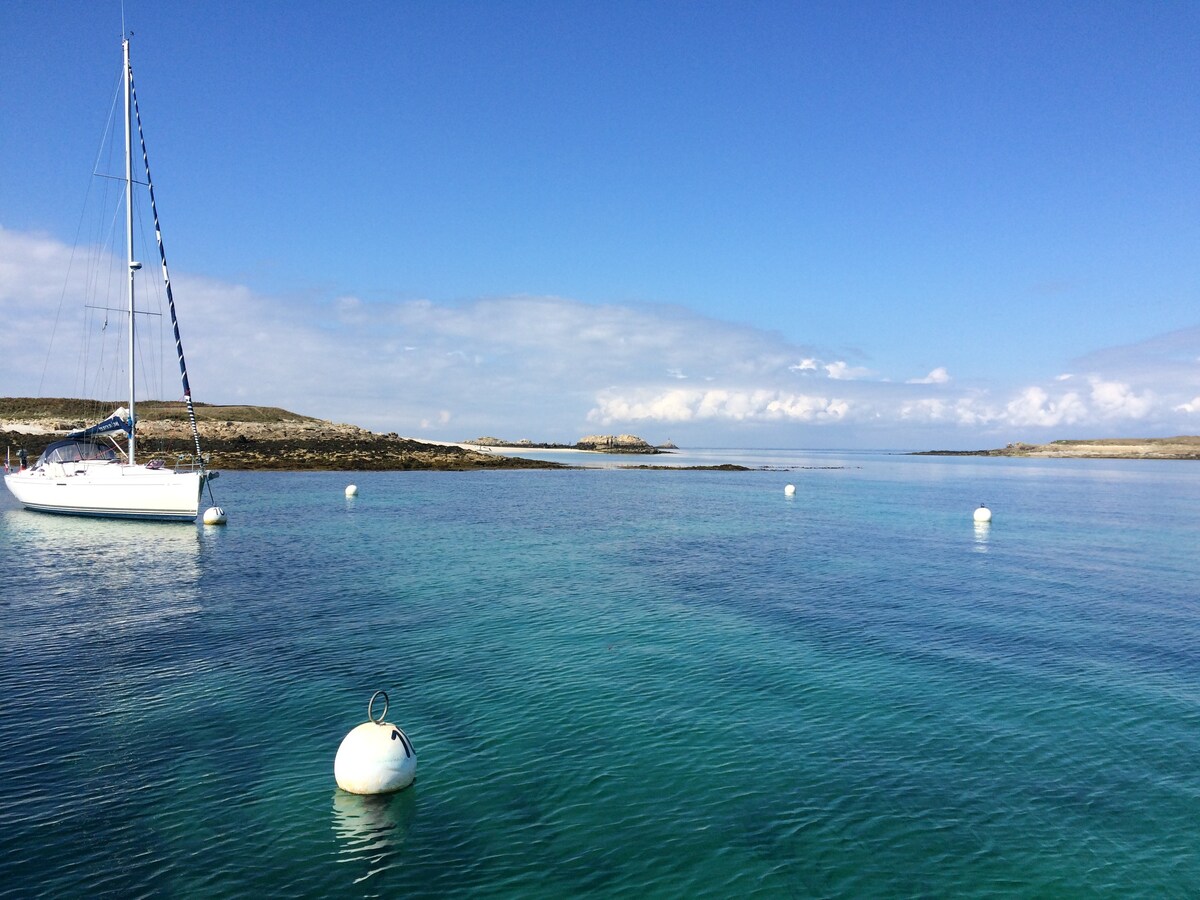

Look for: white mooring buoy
[202,506,227,525]
[334,690,417,795]
[784,484,796,497]
[345,484,358,497]
[973,503,992,524]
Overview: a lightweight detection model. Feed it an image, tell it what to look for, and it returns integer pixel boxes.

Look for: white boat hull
[4,462,205,522]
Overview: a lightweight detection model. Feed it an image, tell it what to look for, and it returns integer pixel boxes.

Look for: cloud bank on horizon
[1,225,1197,449]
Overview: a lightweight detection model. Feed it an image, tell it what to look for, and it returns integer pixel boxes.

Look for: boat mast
[123,35,138,464]
[129,61,206,470]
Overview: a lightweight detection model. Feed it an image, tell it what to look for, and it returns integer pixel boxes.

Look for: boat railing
[173,453,210,473]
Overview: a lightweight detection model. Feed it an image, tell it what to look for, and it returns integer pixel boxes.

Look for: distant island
[0,398,562,471]
[915,436,1200,460]
[466,434,675,454]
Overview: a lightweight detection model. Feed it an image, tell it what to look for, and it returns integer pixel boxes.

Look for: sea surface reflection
[332,789,419,886]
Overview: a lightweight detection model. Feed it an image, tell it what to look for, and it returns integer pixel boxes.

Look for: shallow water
[2,453,1198,897]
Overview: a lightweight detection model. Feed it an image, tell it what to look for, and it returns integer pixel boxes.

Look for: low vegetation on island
[915,436,1200,460]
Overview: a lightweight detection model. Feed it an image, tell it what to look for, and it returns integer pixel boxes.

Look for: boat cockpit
[33,439,120,470]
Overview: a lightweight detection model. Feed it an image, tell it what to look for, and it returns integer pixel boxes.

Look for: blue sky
[2,1,1198,448]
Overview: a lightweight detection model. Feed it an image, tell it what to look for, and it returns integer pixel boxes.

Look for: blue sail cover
[67,407,132,439]
[36,439,119,466]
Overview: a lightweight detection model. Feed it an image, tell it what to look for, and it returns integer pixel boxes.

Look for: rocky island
[0,398,563,471]
[467,433,672,453]
[915,436,1200,460]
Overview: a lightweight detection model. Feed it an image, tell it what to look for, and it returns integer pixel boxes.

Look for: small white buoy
[784,484,796,497]
[202,506,227,525]
[345,484,358,497]
[334,690,417,795]
[973,503,992,523]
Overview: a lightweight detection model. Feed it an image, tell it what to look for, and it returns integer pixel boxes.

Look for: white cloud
[1087,377,1154,419]
[590,388,850,424]
[995,378,1154,430]
[3,224,1200,447]
[824,360,872,380]
[906,367,950,385]
[788,356,874,381]
[899,397,996,426]
[1004,387,1088,428]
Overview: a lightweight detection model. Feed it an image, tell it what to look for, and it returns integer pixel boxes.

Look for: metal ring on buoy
[368,690,389,724]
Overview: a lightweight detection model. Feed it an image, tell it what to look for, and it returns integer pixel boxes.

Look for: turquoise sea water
[1,451,1197,897]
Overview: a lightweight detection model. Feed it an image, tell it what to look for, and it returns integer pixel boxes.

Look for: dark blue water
[2,453,1197,897]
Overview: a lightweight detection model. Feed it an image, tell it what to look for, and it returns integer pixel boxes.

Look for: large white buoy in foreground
[335,690,417,795]
[784,484,796,497]
[345,484,358,497]
[202,506,227,525]
[973,503,992,523]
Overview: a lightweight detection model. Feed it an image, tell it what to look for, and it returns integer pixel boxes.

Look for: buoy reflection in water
[974,521,990,552]
[331,789,418,883]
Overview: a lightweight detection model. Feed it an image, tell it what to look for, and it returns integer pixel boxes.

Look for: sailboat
[3,35,217,522]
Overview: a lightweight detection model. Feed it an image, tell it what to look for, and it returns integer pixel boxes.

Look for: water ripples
[2,463,1199,896]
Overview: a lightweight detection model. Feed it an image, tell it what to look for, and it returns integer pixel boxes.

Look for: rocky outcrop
[575,434,656,452]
